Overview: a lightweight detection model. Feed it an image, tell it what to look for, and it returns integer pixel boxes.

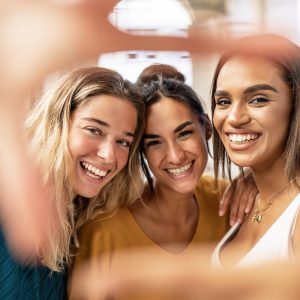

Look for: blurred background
[100,0,300,102]
[49,0,300,174]
[97,0,299,173]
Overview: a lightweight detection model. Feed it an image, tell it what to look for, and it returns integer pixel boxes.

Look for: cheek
[116,148,131,169]
[192,139,208,162]
[68,131,83,157]
[144,150,161,173]
[213,110,225,132]
[68,134,93,158]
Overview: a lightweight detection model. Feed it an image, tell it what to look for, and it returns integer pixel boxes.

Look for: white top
[211,193,300,268]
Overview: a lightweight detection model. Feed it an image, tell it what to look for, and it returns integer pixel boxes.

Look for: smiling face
[68,95,137,198]
[143,96,209,195]
[213,56,292,171]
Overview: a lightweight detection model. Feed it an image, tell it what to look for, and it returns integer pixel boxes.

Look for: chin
[227,154,254,168]
[173,184,196,195]
[76,187,102,198]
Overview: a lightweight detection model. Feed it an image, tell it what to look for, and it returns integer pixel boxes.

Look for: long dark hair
[137,64,209,191]
[211,34,300,181]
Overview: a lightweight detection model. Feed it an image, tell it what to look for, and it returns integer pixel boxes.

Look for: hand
[219,169,258,226]
[0,0,233,261]
[70,247,300,300]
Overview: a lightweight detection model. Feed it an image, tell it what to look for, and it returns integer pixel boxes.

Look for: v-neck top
[69,176,229,299]
[211,193,300,268]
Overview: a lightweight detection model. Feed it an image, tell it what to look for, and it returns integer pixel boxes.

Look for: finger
[236,186,252,224]
[229,179,244,226]
[219,181,236,217]
[219,186,234,216]
[245,188,259,215]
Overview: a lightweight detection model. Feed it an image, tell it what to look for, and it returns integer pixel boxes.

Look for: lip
[81,160,111,173]
[225,132,261,151]
[79,161,111,185]
[164,160,195,180]
[225,129,260,135]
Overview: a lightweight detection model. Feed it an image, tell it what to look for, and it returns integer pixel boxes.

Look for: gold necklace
[252,178,297,224]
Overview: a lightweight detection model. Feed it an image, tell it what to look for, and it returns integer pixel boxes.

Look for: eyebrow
[174,121,194,133]
[83,117,135,137]
[244,84,278,94]
[215,84,278,98]
[143,121,195,140]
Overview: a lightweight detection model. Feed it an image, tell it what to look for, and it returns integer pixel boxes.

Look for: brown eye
[178,130,192,138]
[146,140,160,147]
[250,97,269,105]
[215,98,231,106]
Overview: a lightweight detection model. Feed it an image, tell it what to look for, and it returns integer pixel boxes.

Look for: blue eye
[118,139,131,148]
[86,127,102,135]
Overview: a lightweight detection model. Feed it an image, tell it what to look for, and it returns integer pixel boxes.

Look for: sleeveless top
[0,227,67,299]
[211,193,300,268]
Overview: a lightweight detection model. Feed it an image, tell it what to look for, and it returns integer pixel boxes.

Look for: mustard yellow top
[69,176,229,299]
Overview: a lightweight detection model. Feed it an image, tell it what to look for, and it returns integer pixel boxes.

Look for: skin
[68,95,137,198]
[143,97,209,195]
[0,0,231,260]
[213,56,300,266]
[2,0,261,260]
[131,96,211,253]
[71,248,300,300]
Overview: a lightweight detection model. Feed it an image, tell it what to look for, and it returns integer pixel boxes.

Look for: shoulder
[0,228,67,299]
[76,206,143,258]
[193,175,230,240]
[291,193,300,255]
[78,207,132,244]
[195,175,227,201]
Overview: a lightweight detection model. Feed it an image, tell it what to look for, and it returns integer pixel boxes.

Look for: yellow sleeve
[68,219,112,300]
[195,175,230,239]
[197,175,229,200]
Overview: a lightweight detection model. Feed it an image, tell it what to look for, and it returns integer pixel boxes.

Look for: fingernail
[245,207,250,214]
[237,218,242,224]
[230,220,235,226]
[219,209,224,216]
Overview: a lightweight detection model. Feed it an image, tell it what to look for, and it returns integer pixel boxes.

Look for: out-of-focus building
[100,0,299,98]
[98,0,300,174]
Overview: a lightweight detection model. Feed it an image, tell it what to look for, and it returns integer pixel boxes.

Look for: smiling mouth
[227,133,260,144]
[80,161,111,180]
[165,161,194,177]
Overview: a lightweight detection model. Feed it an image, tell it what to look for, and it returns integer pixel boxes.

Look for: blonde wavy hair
[25,67,145,271]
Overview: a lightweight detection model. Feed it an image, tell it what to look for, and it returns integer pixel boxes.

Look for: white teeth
[82,161,108,178]
[229,134,259,143]
[167,162,192,176]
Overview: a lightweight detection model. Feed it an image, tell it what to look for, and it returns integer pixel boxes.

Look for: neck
[252,157,297,203]
[149,183,197,222]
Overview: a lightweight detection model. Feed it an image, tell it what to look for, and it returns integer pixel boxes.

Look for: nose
[166,142,185,165]
[97,139,116,164]
[227,103,251,127]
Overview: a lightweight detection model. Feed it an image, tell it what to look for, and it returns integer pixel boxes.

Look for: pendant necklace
[252,177,297,224]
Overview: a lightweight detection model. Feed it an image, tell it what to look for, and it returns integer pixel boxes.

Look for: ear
[202,113,212,140]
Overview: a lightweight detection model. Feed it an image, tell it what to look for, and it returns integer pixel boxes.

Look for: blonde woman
[0,67,144,299]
